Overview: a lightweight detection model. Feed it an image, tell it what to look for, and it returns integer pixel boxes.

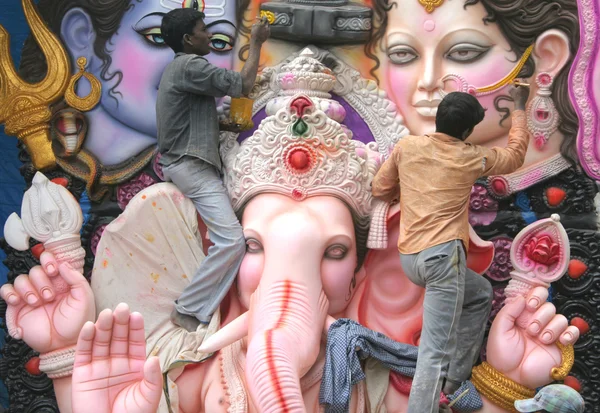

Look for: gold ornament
[64,57,102,112]
[471,362,535,413]
[259,10,276,25]
[0,0,71,170]
[476,45,534,94]
[551,342,575,381]
[418,0,445,13]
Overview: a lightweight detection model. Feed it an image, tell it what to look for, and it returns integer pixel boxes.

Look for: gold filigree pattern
[418,0,444,13]
[471,362,535,413]
[0,0,71,170]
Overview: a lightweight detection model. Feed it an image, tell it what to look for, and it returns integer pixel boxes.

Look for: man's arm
[479,85,531,177]
[240,18,270,96]
[179,19,269,98]
[479,110,529,177]
[372,145,401,203]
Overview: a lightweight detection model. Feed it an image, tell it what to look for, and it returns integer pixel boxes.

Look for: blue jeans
[400,240,492,413]
[163,156,245,323]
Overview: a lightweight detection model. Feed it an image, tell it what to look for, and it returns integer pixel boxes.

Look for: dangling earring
[64,57,102,112]
[526,72,560,150]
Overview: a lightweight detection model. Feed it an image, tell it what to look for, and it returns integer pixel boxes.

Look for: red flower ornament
[524,235,560,266]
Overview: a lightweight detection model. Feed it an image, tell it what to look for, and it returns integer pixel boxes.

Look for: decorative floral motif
[469,184,498,226]
[485,237,513,282]
[116,172,157,210]
[90,224,108,256]
[153,152,165,181]
[525,235,560,266]
[489,285,507,321]
[470,185,496,211]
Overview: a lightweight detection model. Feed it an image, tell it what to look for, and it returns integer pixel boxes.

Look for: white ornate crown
[223,94,379,220]
[265,48,346,124]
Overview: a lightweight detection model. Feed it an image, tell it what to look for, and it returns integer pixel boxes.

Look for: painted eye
[209,34,234,52]
[246,238,263,253]
[139,28,166,46]
[182,0,202,11]
[325,245,348,260]
[445,44,490,63]
[387,46,418,65]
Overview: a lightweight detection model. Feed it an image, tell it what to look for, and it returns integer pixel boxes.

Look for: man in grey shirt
[157,8,269,330]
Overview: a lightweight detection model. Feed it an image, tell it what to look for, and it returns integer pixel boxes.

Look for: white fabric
[92,183,220,413]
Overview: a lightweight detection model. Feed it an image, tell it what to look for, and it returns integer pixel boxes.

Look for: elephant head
[199,83,380,411]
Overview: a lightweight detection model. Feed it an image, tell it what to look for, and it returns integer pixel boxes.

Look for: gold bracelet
[471,362,535,413]
[551,342,575,381]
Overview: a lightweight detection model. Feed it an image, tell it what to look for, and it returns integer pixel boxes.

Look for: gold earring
[64,57,102,112]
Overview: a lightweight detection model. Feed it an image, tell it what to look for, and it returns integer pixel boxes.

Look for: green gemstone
[293,119,309,136]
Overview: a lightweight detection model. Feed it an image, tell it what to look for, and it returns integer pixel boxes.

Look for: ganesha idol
[1,50,580,413]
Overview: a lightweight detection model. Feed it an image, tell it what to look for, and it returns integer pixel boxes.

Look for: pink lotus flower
[525,235,560,265]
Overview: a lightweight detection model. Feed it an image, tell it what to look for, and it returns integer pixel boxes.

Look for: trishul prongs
[0,0,71,170]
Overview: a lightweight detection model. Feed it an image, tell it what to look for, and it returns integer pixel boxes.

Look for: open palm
[486,287,579,389]
[0,252,95,353]
[72,303,163,413]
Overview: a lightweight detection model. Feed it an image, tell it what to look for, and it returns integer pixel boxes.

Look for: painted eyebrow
[141,12,166,18]
[206,19,236,30]
[132,12,167,31]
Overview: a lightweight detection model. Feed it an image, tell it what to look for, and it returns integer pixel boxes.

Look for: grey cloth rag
[319,318,483,413]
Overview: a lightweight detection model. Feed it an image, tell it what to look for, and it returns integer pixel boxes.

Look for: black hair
[161,9,206,54]
[436,92,486,140]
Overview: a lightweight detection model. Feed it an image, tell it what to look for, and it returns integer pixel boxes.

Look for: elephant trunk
[246,281,329,413]
[245,211,329,412]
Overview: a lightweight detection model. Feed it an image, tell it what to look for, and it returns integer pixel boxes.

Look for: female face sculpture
[370,0,579,167]
[19,0,246,165]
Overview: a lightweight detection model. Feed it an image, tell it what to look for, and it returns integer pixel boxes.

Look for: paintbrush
[448,388,470,408]
[513,80,530,87]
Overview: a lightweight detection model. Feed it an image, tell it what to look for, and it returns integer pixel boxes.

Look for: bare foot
[170,308,202,332]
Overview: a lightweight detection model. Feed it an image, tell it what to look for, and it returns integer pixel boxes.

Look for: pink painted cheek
[206,52,235,71]
[385,65,415,116]
[321,258,356,314]
[109,38,166,102]
[238,254,263,308]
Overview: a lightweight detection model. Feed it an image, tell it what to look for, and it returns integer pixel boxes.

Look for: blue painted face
[60,0,239,163]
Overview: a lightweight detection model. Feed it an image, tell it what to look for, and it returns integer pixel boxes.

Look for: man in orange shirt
[372,87,530,413]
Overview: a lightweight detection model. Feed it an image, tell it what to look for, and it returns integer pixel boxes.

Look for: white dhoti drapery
[92,183,220,413]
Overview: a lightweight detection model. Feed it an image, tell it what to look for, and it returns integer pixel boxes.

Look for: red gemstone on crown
[290,150,309,170]
[286,146,313,174]
[291,187,307,201]
[290,96,314,117]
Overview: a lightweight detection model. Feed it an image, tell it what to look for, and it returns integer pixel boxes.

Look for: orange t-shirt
[372,111,530,255]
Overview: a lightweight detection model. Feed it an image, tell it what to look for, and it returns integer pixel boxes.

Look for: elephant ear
[345,205,495,346]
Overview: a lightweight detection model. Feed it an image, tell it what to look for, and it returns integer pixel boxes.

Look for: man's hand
[250,17,270,45]
[509,81,530,111]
